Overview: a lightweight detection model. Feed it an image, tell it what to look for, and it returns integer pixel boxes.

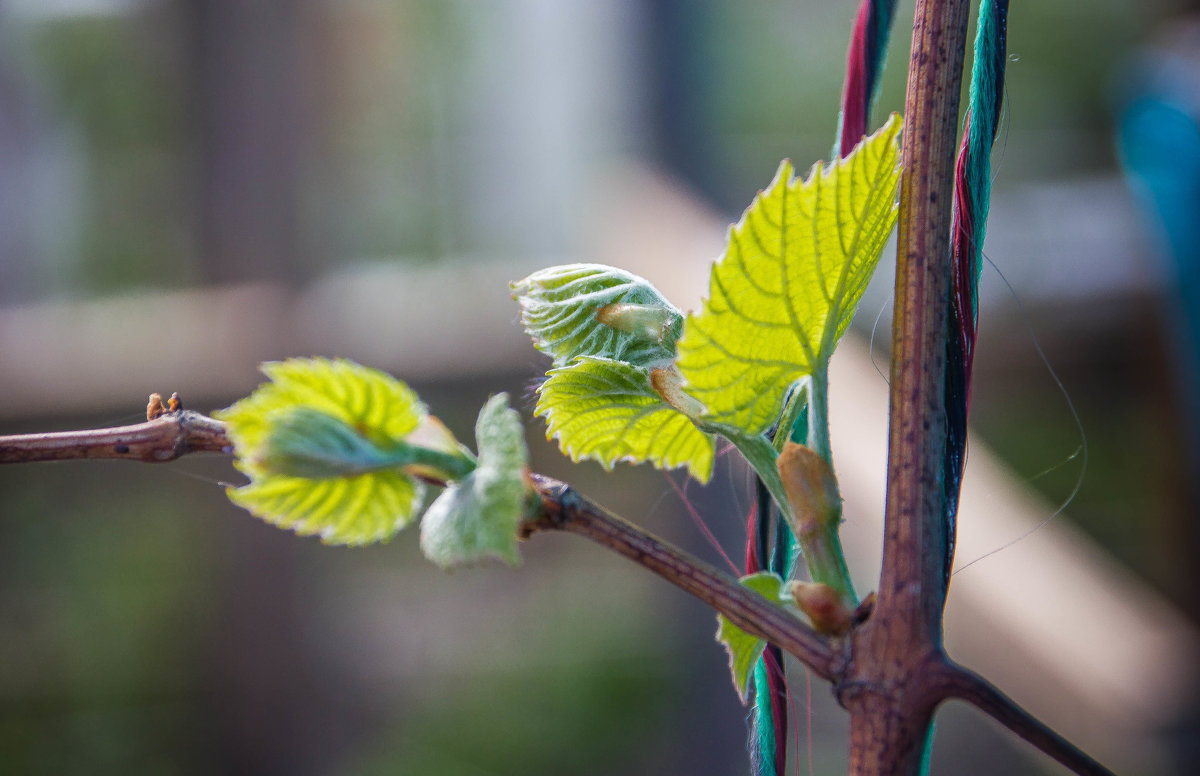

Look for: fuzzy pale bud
[786,580,853,635]
[777,441,842,538]
[596,302,674,343]
[649,365,706,420]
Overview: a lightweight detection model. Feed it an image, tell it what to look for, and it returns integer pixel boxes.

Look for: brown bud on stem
[147,393,167,421]
[777,441,842,538]
[786,580,854,635]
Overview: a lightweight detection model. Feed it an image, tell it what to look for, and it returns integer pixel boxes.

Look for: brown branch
[841,0,972,773]
[937,661,1116,776]
[880,0,968,653]
[0,411,230,463]
[0,414,838,680]
[523,473,840,680]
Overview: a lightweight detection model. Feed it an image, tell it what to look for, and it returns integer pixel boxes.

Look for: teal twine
[919,720,937,775]
[751,660,778,776]
[746,396,805,776]
[944,0,1009,589]
[747,408,801,776]
[961,0,1009,304]
[865,0,896,105]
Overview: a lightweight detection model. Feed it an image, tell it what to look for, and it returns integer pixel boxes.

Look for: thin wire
[642,483,675,522]
[717,443,751,553]
[790,689,801,776]
[805,668,815,776]
[992,85,1013,186]
[1027,444,1084,484]
[165,466,241,490]
[665,472,739,574]
[952,253,1088,575]
[95,411,151,428]
[868,291,894,383]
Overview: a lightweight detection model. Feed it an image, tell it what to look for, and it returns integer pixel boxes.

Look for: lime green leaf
[535,356,716,483]
[218,357,428,475]
[716,572,788,702]
[513,263,683,368]
[216,357,469,546]
[255,408,411,479]
[421,394,533,568]
[677,115,902,434]
[228,470,424,547]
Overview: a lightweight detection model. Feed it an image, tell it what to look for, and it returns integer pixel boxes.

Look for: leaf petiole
[805,361,833,464]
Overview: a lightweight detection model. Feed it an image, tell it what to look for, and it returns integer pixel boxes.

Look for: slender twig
[0,411,230,463]
[524,473,840,680]
[937,661,1116,776]
[0,415,839,679]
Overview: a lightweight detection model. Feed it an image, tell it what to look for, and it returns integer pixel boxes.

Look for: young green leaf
[227,470,425,547]
[677,114,902,434]
[217,357,470,546]
[513,263,683,368]
[716,572,789,702]
[420,394,533,569]
[219,358,429,475]
[535,356,716,483]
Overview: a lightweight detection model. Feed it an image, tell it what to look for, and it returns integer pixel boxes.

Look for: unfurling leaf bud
[512,263,683,368]
[596,302,675,343]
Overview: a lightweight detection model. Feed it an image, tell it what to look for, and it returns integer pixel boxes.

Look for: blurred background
[1,0,1199,774]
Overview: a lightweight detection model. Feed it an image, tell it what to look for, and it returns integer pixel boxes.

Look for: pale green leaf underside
[536,356,715,483]
[420,394,531,568]
[249,407,475,483]
[513,263,683,368]
[677,114,902,434]
[716,572,787,702]
[218,357,427,477]
[216,357,434,546]
[257,408,412,479]
[229,469,424,547]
